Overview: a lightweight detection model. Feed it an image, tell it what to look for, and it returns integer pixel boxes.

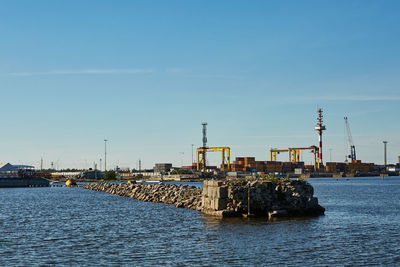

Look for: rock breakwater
[83,179,325,219]
[83,182,202,210]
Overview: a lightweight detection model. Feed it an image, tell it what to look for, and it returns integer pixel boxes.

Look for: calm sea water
[1,177,399,266]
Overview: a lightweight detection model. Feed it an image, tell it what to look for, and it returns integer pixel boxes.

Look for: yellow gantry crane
[196,123,231,172]
[196,147,231,172]
[270,146,320,171]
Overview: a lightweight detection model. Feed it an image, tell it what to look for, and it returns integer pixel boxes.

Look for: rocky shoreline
[82,182,203,210]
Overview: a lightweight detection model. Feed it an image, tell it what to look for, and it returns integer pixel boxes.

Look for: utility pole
[99,158,102,171]
[40,157,43,171]
[383,141,388,170]
[104,139,108,171]
[248,182,251,216]
[191,144,194,165]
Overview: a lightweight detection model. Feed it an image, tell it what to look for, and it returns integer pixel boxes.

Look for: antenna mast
[314,109,326,169]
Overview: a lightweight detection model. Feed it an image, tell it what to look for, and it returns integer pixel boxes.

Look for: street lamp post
[94,163,97,180]
[191,144,194,165]
[383,141,388,170]
[104,139,108,171]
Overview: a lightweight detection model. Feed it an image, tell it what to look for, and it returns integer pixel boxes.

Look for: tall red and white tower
[314,109,326,168]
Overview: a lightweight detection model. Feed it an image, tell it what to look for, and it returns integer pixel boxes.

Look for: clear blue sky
[0,0,399,169]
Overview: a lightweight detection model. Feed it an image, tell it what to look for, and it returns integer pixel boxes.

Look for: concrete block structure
[202,180,229,211]
[153,163,172,173]
[201,179,325,219]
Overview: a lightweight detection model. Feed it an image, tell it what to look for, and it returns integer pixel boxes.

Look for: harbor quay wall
[83,179,325,219]
[202,179,325,218]
[82,182,203,210]
[0,178,50,188]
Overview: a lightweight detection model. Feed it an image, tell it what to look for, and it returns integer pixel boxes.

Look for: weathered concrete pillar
[202,179,325,219]
[202,180,232,216]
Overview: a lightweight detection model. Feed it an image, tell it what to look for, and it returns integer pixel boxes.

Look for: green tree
[104,170,117,180]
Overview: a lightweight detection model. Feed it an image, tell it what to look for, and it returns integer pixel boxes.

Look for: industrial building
[0,163,50,187]
[79,170,104,180]
[153,163,173,174]
[0,163,19,178]
[0,163,37,178]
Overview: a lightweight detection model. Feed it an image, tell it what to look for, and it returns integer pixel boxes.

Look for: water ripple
[0,177,399,266]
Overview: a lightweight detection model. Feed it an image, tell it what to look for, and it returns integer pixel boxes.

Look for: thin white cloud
[4,68,154,76]
[165,68,184,73]
[246,133,364,139]
[295,95,400,102]
[319,95,400,101]
[246,135,313,139]
[163,68,246,80]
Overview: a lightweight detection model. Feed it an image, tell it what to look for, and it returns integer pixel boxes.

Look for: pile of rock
[82,182,202,210]
[202,179,325,218]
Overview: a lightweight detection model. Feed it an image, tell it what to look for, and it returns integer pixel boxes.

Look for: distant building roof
[13,165,35,169]
[0,163,18,172]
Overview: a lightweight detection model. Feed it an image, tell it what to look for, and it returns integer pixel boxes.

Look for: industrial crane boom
[344,117,356,162]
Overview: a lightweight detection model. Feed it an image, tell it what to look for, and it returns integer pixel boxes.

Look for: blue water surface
[0,177,399,266]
